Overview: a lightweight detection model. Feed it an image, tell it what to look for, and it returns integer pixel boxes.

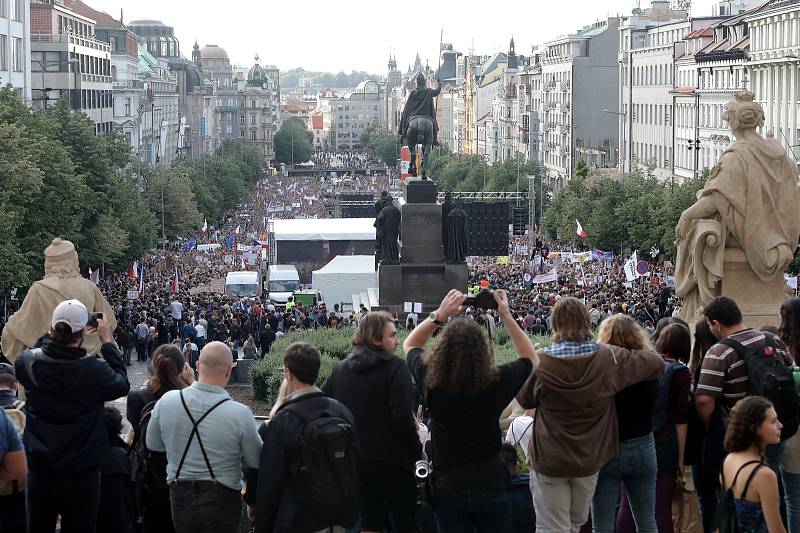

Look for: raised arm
[402,289,466,354]
[494,290,539,368]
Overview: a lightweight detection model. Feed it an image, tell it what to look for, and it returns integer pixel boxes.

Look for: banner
[197,244,221,252]
[532,267,558,285]
[786,274,798,290]
[496,256,510,265]
[592,248,613,263]
[624,251,638,282]
[127,290,139,300]
[237,244,254,252]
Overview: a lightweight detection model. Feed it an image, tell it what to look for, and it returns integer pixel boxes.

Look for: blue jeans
[784,471,800,533]
[592,433,658,533]
[433,487,512,533]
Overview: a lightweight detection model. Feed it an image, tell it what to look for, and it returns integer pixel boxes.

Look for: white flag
[202,218,208,234]
[532,267,558,285]
[624,251,638,282]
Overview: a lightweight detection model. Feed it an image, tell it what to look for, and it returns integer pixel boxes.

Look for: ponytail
[146,344,188,394]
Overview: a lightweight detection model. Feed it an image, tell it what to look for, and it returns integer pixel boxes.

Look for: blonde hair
[597,314,653,351]
[551,297,593,343]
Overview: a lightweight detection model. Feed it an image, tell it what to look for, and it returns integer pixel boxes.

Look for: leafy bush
[250,327,551,406]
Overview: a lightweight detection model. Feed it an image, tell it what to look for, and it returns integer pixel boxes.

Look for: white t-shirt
[194,324,206,338]
[170,301,183,320]
[505,415,534,460]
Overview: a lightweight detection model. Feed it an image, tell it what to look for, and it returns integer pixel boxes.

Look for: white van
[224,271,262,298]
[268,265,300,304]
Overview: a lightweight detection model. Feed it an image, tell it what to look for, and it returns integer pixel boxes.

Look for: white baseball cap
[51,299,89,333]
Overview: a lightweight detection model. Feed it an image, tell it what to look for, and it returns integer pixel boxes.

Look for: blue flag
[226,234,235,248]
[182,238,197,253]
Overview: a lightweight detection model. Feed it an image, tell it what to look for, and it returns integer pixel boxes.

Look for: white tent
[312,255,377,308]
[272,218,375,241]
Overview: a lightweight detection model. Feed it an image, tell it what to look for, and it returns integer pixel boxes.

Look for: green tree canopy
[274,117,312,164]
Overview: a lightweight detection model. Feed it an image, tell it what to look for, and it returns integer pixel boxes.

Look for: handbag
[672,467,703,533]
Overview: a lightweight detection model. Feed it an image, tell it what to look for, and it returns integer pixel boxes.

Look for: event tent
[272,218,375,242]
[312,255,377,309]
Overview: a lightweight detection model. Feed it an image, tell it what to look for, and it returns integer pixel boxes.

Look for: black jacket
[247,390,355,533]
[15,335,130,476]
[322,345,421,469]
[97,436,136,533]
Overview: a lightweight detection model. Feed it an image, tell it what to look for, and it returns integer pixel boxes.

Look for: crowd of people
[309,148,389,171]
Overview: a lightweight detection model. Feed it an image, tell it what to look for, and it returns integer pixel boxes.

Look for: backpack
[651,361,687,433]
[130,399,169,494]
[0,400,26,496]
[721,332,800,440]
[287,401,359,527]
[712,460,763,533]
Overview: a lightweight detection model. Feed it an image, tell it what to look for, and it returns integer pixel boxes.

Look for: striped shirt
[696,329,791,407]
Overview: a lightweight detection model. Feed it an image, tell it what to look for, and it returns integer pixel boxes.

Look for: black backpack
[130,399,169,494]
[651,361,687,433]
[721,332,800,441]
[287,400,359,528]
[712,460,763,533]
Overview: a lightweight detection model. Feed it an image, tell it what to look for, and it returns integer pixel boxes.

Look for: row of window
[76,53,110,77]
[81,89,112,110]
[0,34,22,71]
[750,17,800,53]
[631,102,672,126]
[632,142,673,168]
[57,15,91,37]
[0,0,23,21]
[626,62,674,87]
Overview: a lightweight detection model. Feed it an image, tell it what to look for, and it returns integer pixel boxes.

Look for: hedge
[250,326,550,406]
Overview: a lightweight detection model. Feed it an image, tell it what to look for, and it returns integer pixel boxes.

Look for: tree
[274,117,312,164]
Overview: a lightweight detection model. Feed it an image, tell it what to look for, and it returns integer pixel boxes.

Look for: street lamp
[31,57,79,109]
[602,108,627,172]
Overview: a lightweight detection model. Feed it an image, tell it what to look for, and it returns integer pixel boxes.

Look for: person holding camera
[402,289,538,532]
[15,299,130,533]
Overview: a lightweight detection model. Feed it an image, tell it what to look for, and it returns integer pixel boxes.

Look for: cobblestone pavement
[107,358,150,434]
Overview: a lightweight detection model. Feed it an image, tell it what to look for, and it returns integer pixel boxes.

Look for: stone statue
[374,196,401,264]
[675,91,800,326]
[446,201,468,263]
[398,72,441,177]
[1,238,117,361]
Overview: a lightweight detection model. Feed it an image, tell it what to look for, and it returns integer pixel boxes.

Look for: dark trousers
[139,488,175,533]
[122,345,132,364]
[27,469,101,533]
[433,487,512,533]
[357,460,419,533]
[0,491,26,533]
[136,341,147,362]
[170,480,242,533]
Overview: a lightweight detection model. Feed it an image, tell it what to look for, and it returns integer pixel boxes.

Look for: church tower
[192,40,201,68]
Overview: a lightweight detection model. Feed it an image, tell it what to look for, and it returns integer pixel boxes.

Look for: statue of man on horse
[397,72,441,178]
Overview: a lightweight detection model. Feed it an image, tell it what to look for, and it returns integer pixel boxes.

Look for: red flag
[128,260,138,279]
[576,219,587,239]
[171,267,179,294]
[202,218,208,234]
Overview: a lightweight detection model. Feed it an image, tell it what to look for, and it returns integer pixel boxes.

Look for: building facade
[0,0,31,101]
[238,56,276,162]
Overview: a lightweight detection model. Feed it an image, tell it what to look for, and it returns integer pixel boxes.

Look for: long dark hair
[423,318,498,395]
[691,317,717,384]
[780,297,800,363]
[146,344,188,394]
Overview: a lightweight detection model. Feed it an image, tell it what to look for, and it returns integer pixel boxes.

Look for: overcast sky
[87,0,718,74]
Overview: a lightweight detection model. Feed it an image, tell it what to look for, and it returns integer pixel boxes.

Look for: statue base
[404,179,438,204]
[720,248,789,328]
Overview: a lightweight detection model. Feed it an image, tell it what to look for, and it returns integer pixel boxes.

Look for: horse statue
[398,71,441,179]
[404,116,434,178]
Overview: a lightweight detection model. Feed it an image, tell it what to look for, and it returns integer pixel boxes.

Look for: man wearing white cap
[14,299,130,533]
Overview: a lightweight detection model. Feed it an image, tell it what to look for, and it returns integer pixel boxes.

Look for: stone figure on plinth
[373,191,390,269]
[374,195,401,264]
[1,238,117,362]
[397,72,440,177]
[675,91,800,326]
[446,201,468,263]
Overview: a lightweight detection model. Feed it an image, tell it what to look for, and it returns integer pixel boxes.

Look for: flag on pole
[202,218,208,234]
[89,267,99,284]
[576,219,587,239]
[138,265,145,294]
[624,251,639,282]
[171,267,179,294]
[241,258,247,270]
[650,246,660,258]
[128,260,138,280]
[235,225,241,235]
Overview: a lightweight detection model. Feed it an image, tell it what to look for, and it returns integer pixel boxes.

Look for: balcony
[112,80,146,90]
[31,33,111,53]
[82,73,112,83]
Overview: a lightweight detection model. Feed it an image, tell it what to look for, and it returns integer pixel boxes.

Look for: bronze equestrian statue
[398,72,440,178]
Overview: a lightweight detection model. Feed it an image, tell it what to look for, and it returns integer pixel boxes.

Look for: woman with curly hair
[719,396,785,533]
[592,314,660,533]
[402,289,537,532]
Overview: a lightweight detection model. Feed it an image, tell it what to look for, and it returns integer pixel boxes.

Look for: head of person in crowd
[724,396,782,453]
[651,316,689,343]
[597,313,652,351]
[103,405,124,441]
[654,322,691,364]
[550,296,592,343]
[690,316,717,379]
[779,297,800,361]
[147,344,189,394]
[352,311,398,354]
[422,318,498,395]
[283,342,320,393]
[703,296,743,339]
[0,363,17,395]
[197,341,233,387]
[50,299,89,347]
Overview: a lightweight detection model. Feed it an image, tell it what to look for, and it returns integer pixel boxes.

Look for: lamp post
[31,57,79,109]
[602,108,627,172]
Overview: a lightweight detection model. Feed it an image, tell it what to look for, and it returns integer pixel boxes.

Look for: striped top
[696,329,791,407]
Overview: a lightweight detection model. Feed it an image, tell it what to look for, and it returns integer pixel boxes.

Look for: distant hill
[280,68,381,89]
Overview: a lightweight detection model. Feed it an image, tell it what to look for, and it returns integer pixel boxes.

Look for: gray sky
[88,0,718,74]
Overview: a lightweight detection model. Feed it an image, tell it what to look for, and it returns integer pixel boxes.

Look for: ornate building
[238,55,276,162]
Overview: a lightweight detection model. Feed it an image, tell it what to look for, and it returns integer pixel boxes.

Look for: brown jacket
[516,344,663,478]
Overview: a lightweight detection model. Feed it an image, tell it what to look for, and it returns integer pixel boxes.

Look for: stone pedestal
[378,180,468,312]
[720,248,788,328]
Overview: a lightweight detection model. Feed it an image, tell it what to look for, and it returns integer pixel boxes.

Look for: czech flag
[202,218,208,234]
[171,267,179,294]
[576,219,587,239]
[128,260,138,280]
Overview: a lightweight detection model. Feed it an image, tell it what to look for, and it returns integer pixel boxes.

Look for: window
[0,0,6,18]
[11,37,22,72]
[0,35,6,71]
[10,0,21,21]
[124,97,131,116]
